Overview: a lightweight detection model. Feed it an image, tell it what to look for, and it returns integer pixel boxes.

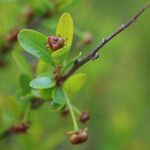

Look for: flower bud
[91,52,99,60]
[47,36,65,51]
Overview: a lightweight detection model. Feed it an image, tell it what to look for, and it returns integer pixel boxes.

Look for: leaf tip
[62,12,72,18]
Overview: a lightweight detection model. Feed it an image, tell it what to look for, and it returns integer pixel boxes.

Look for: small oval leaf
[56,13,73,48]
[30,74,55,89]
[18,29,54,65]
[64,73,87,97]
[52,87,67,105]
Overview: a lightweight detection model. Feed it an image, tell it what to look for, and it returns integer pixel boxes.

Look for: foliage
[17,13,87,131]
[0,0,150,150]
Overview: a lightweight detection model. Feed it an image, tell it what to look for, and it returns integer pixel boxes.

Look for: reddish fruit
[47,36,65,51]
[83,32,93,45]
[78,130,88,143]
[70,133,79,144]
[79,112,90,123]
[10,122,30,134]
[67,128,88,145]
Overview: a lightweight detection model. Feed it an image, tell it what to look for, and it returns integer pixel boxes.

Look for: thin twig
[62,2,150,81]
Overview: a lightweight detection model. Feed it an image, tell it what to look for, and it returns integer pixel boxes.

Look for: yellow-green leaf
[64,73,87,97]
[51,45,70,64]
[56,13,73,48]
[37,60,49,75]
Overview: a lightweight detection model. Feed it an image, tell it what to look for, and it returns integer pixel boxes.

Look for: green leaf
[18,29,54,65]
[64,73,87,97]
[12,51,31,75]
[56,13,73,49]
[37,60,49,75]
[50,101,65,112]
[30,74,55,89]
[39,88,53,100]
[52,87,67,105]
[51,45,70,64]
[20,74,31,95]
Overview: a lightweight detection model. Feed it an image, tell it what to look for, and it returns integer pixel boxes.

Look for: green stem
[72,105,81,115]
[22,104,30,122]
[65,93,79,131]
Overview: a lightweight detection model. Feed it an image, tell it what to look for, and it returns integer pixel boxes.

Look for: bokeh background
[0,0,150,149]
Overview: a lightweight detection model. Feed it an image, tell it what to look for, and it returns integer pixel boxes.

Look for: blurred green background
[0,0,150,149]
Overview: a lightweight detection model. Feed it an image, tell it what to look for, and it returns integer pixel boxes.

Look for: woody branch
[62,2,150,81]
